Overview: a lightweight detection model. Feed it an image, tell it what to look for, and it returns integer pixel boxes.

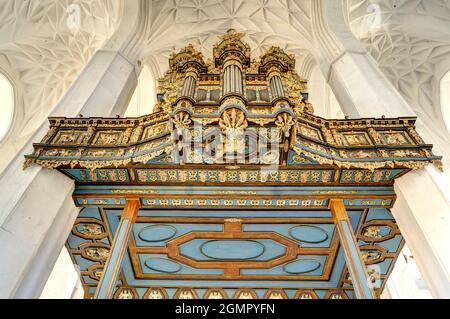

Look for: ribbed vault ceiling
[0,0,449,157]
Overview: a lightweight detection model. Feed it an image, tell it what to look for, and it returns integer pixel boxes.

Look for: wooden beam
[94,198,140,299]
[329,199,376,299]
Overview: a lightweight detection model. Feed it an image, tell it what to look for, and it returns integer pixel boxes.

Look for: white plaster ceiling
[142,0,317,78]
[347,0,450,141]
[1,0,449,160]
[0,0,122,139]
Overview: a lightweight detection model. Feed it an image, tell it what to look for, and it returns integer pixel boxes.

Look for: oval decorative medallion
[200,240,265,260]
[138,225,177,242]
[145,258,182,273]
[289,225,328,244]
[283,259,321,274]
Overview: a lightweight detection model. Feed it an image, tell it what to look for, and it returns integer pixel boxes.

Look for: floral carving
[173,112,192,129]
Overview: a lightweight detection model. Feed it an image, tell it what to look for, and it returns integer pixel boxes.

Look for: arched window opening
[440,70,450,134]
[0,73,14,142]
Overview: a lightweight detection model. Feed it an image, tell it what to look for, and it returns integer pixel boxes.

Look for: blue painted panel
[74,255,96,271]
[196,289,207,298]
[389,169,405,180]
[62,169,84,181]
[166,289,177,299]
[201,240,265,260]
[289,225,329,243]
[67,233,87,249]
[98,238,110,245]
[179,239,285,261]
[145,258,182,273]
[369,258,393,276]
[76,185,395,196]
[82,275,98,285]
[223,289,235,298]
[255,289,265,298]
[378,235,403,253]
[138,225,177,243]
[287,151,318,165]
[136,210,333,218]
[136,288,146,299]
[241,255,327,277]
[138,254,223,275]
[103,208,353,291]
[133,223,223,247]
[348,210,364,231]
[283,259,321,274]
[79,207,102,219]
[285,290,296,299]
[315,290,327,299]
[121,237,347,289]
[243,224,334,248]
[146,153,176,164]
[366,208,394,221]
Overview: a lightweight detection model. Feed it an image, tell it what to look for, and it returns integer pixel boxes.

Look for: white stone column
[0,0,151,298]
[312,0,450,298]
[0,50,139,299]
[40,247,84,299]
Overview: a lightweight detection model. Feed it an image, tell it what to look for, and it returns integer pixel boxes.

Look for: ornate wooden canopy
[24,30,441,299]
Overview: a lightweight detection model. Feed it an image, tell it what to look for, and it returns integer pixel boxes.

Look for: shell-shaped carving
[234,289,257,299]
[219,108,248,132]
[114,288,136,299]
[173,112,192,129]
[144,288,168,299]
[275,113,295,137]
[174,288,198,299]
[204,289,227,299]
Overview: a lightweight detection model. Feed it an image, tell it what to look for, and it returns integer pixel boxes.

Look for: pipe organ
[269,74,285,99]
[25,29,442,300]
[181,75,196,98]
[222,63,243,95]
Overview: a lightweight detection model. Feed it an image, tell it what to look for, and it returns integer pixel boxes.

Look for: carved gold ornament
[362,226,383,239]
[23,30,441,177]
[275,113,295,137]
[84,247,110,261]
[172,112,192,129]
[219,108,248,132]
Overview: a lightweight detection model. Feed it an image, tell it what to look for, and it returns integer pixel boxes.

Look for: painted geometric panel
[66,205,404,299]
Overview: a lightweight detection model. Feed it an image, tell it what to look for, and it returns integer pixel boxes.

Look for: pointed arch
[0,72,14,143]
[440,70,450,134]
